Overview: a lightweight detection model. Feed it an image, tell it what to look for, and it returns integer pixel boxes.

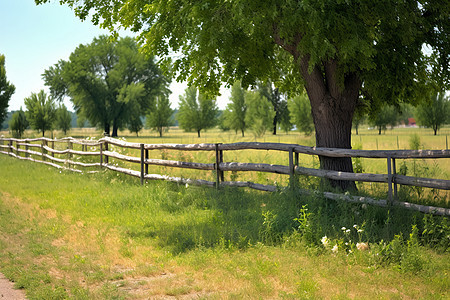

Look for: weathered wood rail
[1,136,449,216]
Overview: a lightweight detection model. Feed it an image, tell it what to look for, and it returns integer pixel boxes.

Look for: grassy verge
[0,154,449,299]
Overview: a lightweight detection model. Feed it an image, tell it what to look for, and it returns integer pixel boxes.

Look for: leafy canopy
[43,35,170,137]
[35,0,449,99]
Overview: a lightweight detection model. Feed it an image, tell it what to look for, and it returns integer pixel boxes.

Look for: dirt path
[0,273,26,300]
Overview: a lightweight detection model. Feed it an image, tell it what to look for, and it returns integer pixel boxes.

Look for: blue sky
[0,0,229,112]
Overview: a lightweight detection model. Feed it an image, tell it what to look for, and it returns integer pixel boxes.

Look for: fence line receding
[1,136,449,216]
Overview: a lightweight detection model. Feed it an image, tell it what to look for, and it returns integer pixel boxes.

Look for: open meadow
[0,125,449,299]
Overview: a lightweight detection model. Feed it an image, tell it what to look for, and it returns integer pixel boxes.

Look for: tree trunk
[272,118,277,135]
[112,126,118,137]
[159,128,163,137]
[104,123,110,136]
[241,129,245,137]
[378,127,382,135]
[197,129,201,138]
[42,130,45,137]
[301,59,359,191]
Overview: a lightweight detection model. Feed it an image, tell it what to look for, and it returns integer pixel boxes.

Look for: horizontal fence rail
[1,136,449,216]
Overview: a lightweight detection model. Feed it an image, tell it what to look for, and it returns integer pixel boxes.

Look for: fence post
[104,141,109,165]
[215,143,222,189]
[25,143,29,158]
[100,141,103,167]
[8,139,12,154]
[387,155,393,206]
[51,140,55,157]
[42,140,46,161]
[289,147,296,188]
[392,158,398,201]
[219,146,224,182]
[16,141,20,157]
[140,143,145,186]
[145,148,149,175]
[67,140,72,169]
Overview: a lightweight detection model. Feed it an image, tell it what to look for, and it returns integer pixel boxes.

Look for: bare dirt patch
[0,273,26,300]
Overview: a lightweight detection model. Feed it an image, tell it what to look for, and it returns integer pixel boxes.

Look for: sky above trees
[0,0,229,112]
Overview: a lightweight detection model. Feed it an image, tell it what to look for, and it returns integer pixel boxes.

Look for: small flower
[353,224,358,228]
[357,229,363,233]
[331,245,338,253]
[321,236,329,247]
[345,229,351,234]
[356,242,369,251]
[185,183,189,188]
[341,227,346,231]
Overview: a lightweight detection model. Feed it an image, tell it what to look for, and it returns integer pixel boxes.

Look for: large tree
[0,54,15,126]
[24,90,56,137]
[36,0,449,190]
[257,82,288,136]
[43,36,170,137]
[416,93,449,135]
[177,86,218,138]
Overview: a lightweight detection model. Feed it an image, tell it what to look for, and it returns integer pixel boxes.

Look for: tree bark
[197,129,201,138]
[273,28,359,191]
[241,129,245,137]
[300,58,359,191]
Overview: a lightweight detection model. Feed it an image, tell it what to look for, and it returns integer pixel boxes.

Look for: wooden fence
[1,136,449,216]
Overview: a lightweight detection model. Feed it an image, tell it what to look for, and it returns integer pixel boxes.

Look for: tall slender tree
[0,54,15,126]
[288,93,314,136]
[245,91,275,138]
[177,87,218,138]
[224,81,247,137]
[416,93,449,135]
[146,96,173,137]
[55,104,72,135]
[9,108,28,138]
[24,90,56,137]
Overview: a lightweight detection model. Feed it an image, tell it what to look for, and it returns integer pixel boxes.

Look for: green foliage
[9,108,28,138]
[0,54,15,126]
[369,104,398,135]
[257,82,288,135]
[43,36,170,137]
[177,86,218,137]
[245,91,275,138]
[415,92,449,135]
[288,93,314,136]
[224,81,247,137]
[24,90,56,137]
[409,134,422,150]
[55,104,72,135]
[146,96,173,137]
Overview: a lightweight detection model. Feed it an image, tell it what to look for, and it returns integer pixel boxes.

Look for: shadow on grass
[124,182,450,255]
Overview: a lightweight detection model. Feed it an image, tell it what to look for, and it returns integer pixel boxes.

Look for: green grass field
[2,125,448,208]
[0,149,449,298]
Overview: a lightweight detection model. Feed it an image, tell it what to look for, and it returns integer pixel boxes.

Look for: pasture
[0,125,449,298]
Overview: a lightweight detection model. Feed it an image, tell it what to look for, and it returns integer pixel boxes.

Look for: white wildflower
[353,224,358,228]
[345,229,351,234]
[331,245,338,253]
[341,227,346,231]
[321,236,329,247]
[185,183,189,188]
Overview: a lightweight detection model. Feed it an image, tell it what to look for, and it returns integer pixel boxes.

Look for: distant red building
[408,118,416,126]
